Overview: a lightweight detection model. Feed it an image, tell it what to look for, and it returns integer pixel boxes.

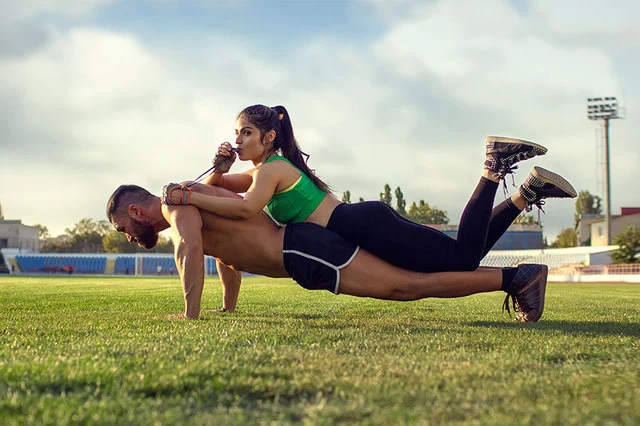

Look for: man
[106,183,547,321]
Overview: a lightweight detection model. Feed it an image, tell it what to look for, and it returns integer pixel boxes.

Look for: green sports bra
[264,155,327,224]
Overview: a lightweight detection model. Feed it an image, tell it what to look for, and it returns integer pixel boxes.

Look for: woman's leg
[448,174,499,269]
[326,137,547,273]
[327,201,458,272]
[481,166,578,256]
[482,195,526,257]
[326,175,499,272]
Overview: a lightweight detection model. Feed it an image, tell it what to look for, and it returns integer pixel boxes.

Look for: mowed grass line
[0,276,638,425]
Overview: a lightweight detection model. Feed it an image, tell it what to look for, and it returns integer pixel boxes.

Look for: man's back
[192,184,289,278]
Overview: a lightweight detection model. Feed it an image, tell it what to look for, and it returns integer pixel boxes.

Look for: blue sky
[1,0,638,242]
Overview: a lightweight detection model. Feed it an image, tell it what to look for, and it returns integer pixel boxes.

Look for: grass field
[1,275,638,425]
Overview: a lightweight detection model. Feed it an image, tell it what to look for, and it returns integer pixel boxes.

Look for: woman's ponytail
[239,104,331,193]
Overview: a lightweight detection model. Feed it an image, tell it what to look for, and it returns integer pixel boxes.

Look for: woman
[163,104,576,274]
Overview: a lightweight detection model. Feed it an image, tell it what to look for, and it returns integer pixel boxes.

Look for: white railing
[549,263,640,283]
[550,263,640,275]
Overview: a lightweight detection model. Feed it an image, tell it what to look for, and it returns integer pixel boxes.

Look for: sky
[1,0,638,243]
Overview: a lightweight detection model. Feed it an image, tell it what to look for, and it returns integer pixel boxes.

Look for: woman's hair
[238,104,330,193]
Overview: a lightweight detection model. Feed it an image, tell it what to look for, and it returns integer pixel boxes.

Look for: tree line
[37,218,173,254]
[341,184,450,225]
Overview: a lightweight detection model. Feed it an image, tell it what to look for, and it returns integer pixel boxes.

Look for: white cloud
[374,0,619,113]
[0,28,231,234]
[364,0,639,237]
[1,0,116,22]
[532,0,640,39]
[0,0,638,243]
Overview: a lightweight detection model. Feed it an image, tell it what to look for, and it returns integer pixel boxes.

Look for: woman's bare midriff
[304,193,341,227]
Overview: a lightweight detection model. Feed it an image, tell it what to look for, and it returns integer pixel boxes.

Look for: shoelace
[493,166,518,195]
[495,149,540,193]
[525,200,546,224]
[502,293,518,317]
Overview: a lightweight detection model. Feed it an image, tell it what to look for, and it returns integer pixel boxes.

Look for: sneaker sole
[518,264,548,323]
[486,136,548,154]
[532,167,578,198]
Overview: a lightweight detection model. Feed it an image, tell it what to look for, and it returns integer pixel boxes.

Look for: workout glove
[161,183,192,205]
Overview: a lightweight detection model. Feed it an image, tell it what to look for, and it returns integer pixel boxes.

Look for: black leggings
[326,177,521,273]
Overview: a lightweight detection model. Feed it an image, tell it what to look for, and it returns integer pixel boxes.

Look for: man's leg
[338,249,548,322]
[338,248,502,300]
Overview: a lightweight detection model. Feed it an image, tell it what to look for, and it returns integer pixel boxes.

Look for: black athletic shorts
[283,223,360,294]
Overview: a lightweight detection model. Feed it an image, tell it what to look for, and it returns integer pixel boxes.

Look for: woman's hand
[212,142,237,174]
[161,183,192,205]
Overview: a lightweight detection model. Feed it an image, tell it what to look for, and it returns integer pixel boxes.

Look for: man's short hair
[106,185,154,223]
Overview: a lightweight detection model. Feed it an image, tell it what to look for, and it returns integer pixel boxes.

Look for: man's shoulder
[191,183,243,199]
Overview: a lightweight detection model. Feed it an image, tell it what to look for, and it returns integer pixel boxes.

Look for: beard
[130,218,159,249]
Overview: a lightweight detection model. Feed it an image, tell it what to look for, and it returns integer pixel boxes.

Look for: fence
[549,263,640,283]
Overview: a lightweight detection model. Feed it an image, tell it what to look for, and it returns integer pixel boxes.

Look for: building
[588,208,640,247]
[0,219,40,252]
[576,213,602,246]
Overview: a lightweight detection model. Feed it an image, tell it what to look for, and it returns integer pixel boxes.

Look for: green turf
[0,276,638,425]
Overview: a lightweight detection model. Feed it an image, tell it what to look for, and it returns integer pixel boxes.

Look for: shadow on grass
[468,320,640,337]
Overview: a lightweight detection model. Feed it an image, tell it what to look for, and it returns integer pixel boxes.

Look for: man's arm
[164,205,205,318]
[216,259,242,312]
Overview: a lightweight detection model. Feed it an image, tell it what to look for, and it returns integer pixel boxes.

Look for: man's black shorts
[283,223,359,294]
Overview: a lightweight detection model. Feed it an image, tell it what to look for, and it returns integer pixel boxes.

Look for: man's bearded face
[130,218,159,249]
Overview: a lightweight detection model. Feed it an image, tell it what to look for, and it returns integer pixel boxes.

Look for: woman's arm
[201,143,254,192]
[201,170,254,193]
[188,165,282,220]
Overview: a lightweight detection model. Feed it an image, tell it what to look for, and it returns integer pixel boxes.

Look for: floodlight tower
[586,97,623,245]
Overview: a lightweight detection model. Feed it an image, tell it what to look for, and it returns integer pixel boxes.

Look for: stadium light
[586,96,623,245]
[587,97,619,120]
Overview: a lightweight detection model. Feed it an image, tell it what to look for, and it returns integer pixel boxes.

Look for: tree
[63,218,112,253]
[103,231,138,253]
[406,200,449,225]
[358,197,365,203]
[341,190,351,204]
[34,224,50,239]
[574,190,602,229]
[0,202,3,220]
[610,225,640,264]
[379,184,392,206]
[40,237,72,253]
[103,231,174,253]
[512,212,541,226]
[153,235,174,253]
[395,187,406,216]
[552,228,577,248]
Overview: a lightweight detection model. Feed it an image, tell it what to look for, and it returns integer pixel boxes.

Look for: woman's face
[234,115,266,162]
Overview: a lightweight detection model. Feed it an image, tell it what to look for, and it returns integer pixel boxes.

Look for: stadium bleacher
[15,255,107,274]
[4,246,617,277]
[480,246,616,269]
[113,255,218,275]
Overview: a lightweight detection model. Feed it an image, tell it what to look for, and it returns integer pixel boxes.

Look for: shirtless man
[106,183,548,321]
